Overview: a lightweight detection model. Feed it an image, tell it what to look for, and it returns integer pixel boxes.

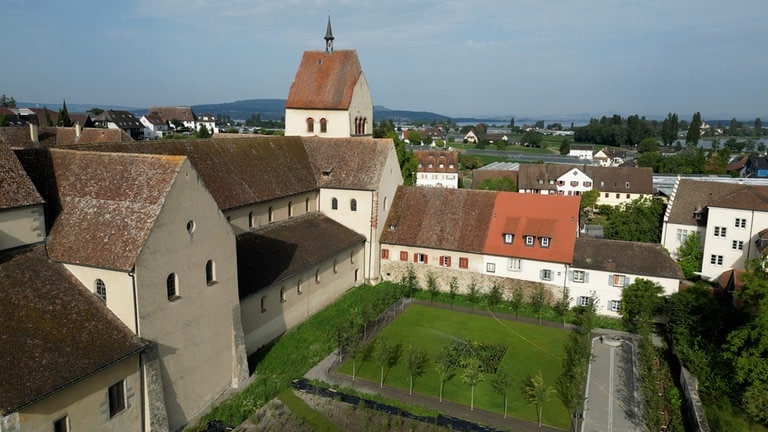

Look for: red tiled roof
[46,149,184,271]
[0,143,44,210]
[0,246,147,414]
[484,193,580,264]
[286,50,363,110]
[414,150,459,174]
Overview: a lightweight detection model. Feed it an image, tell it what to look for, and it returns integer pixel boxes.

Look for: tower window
[95,279,106,302]
[306,117,314,133]
[320,118,327,133]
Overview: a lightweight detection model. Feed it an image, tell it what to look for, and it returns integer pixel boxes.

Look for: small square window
[612,274,627,287]
[486,262,496,273]
[735,218,747,228]
[525,236,534,246]
[541,269,552,281]
[508,258,522,271]
[400,251,408,261]
[578,296,591,307]
[415,253,427,264]
[381,249,390,259]
[503,233,514,244]
[732,240,744,250]
[609,300,622,312]
[459,258,469,269]
[540,237,550,248]
[573,270,585,283]
[710,254,723,266]
[440,256,451,267]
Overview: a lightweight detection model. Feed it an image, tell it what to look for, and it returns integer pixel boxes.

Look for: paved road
[582,335,643,432]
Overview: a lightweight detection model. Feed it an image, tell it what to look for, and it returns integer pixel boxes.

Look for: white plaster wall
[14,357,141,432]
[0,205,45,251]
[486,256,569,288]
[556,168,592,196]
[595,192,650,207]
[700,207,768,280]
[416,172,459,188]
[223,192,319,234]
[240,244,364,354]
[347,74,373,136]
[63,265,137,332]
[285,109,350,137]
[369,145,405,280]
[660,222,702,260]
[133,160,246,431]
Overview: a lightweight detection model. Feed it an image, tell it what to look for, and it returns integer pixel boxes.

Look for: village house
[413,149,460,188]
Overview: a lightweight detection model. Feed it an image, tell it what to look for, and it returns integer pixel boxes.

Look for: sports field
[338,304,571,429]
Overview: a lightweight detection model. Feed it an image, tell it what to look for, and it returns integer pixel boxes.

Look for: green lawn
[338,304,571,429]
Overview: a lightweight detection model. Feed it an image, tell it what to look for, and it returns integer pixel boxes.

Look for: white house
[413,149,460,188]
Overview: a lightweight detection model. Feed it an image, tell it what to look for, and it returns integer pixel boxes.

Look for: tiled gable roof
[573,237,683,279]
[584,166,654,194]
[65,137,318,210]
[666,179,753,225]
[484,193,580,264]
[303,137,393,190]
[0,246,147,414]
[46,149,184,271]
[236,212,365,298]
[286,50,363,110]
[708,185,768,212]
[0,126,56,147]
[146,106,197,123]
[0,144,44,210]
[55,127,132,144]
[414,150,459,174]
[381,186,497,252]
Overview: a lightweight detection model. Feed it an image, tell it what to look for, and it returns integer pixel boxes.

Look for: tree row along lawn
[337,304,572,429]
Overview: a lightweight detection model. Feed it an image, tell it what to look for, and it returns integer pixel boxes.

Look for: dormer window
[503,233,514,244]
[625,181,630,188]
[538,179,544,185]
[525,235,534,246]
[540,237,550,248]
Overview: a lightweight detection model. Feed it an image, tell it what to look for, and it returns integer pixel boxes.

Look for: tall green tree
[755,118,763,137]
[405,345,430,395]
[520,130,544,147]
[686,112,702,145]
[603,196,665,243]
[509,286,525,320]
[676,232,702,279]
[406,129,423,144]
[525,371,553,427]
[559,137,571,155]
[637,137,659,153]
[426,270,439,303]
[461,358,485,411]
[57,100,72,127]
[448,276,459,309]
[373,336,402,387]
[556,297,596,431]
[466,280,480,310]
[530,284,549,325]
[492,366,514,418]
[620,278,664,333]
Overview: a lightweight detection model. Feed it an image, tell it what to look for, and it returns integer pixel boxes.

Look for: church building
[284,17,373,137]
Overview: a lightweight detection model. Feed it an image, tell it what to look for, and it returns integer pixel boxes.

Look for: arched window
[95,279,106,302]
[248,211,254,229]
[167,273,179,300]
[333,259,338,274]
[288,201,293,218]
[331,197,338,210]
[320,118,328,133]
[315,269,320,284]
[268,206,273,222]
[280,287,286,303]
[306,117,314,133]
[206,259,216,285]
[260,296,266,313]
[350,199,357,211]
[383,196,388,211]
[297,279,303,295]
[305,197,310,213]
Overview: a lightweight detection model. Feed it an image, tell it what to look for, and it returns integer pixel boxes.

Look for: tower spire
[324,13,334,53]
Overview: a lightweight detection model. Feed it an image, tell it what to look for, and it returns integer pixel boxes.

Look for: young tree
[525,371,553,427]
[755,117,763,137]
[466,280,480,310]
[509,286,525,320]
[559,137,571,155]
[661,113,679,146]
[579,189,599,212]
[400,264,418,298]
[461,358,485,411]
[553,286,571,327]
[196,124,211,138]
[620,278,664,334]
[448,276,459,309]
[530,284,549,325]
[435,347,456,402]
[676,232,702,279]
[406,345,431,395]
[492,366,514,418]
[373,337,402,387]
[426,270,439,303]
[485,282,504,307]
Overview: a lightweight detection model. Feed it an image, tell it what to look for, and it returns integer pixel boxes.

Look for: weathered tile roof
[414,150,459,174]
[303,137,393,190]
[46,149,184,271]
[0,246,147,414]
[484,193,580,264]
[584,166,654,194]
[665,179,756,225]
[708,185,768,211]
[381,186,497,252]
[0,144,44,210]
[286,50,363,110]
[0,125,56,148]
[517,164,574,191]
[236,212,365,298]
[55,127,132,144]
[146,106,197,123]
[65,137,318,210]
[573,237,684,279]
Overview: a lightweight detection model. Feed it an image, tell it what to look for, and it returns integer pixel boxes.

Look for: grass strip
[277,388,340,432]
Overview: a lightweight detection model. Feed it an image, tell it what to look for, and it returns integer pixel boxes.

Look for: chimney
[29,123,39,143]
[75,121,82,138]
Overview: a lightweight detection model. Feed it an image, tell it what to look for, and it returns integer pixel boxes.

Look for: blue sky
[2,0,766,120]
